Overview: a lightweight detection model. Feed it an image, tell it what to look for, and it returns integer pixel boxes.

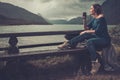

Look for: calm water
[0,24,114,52]
[0,25,84,33]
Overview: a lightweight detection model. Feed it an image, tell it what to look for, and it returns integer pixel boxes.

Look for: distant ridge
[102,0,120,25]
[0,2,50,25]
[49,16,92,25]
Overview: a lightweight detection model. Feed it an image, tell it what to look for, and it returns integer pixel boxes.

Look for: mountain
[67,17,83,24]
[49,17,84,24]
[68,16,92,24]
[49,19,68,24]
[49,17,83,24]
[0,2,50,25]
[49,15,92,25]
[102,0,120,25]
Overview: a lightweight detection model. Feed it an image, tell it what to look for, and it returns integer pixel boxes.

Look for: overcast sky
[0,0,106,20]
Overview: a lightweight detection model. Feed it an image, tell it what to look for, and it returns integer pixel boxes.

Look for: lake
[0,24,115,52]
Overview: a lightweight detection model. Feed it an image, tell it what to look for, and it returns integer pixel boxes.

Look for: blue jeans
[68,33,111,61]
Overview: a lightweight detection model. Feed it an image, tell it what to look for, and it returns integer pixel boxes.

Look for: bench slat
[0,42,63,51]
[0,48,86,61]
[0,30,82,38]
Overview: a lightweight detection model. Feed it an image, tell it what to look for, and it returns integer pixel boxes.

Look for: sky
[0,0,106,20]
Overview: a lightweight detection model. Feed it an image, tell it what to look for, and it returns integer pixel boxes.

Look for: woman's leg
[58,33,79,49]
[68,33,96,47]
[87,38,110,62]
[87,38,111,74]
[65,33,79,40]
[58,33,96,49]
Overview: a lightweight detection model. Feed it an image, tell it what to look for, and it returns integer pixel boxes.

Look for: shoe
[58,41,71,50]
[97,65,106,74]
[104,64,115,71]
[90,61,100,75]
[58,41,68,48]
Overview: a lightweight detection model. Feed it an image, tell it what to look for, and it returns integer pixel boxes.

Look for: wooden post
[8,36,19,54]
[82,12,87,30]
[7,36,20,66]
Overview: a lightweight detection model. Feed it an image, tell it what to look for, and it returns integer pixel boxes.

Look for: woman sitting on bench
[58,4,111,74]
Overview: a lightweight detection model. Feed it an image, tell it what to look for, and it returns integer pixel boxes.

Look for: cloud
[79,0,105,2]
[42,0,106,19]
[43,0,105,19]
[39,0,53,3]
[0,0,106,20]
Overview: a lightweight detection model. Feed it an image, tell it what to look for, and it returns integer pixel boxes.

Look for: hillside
[49,19,68,24]
[49,16,92,25]
[0,2,50,25]
[67,17,83,24]
[102,0,120,25]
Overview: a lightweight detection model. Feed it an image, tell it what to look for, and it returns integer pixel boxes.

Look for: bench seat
[0,48,86,61]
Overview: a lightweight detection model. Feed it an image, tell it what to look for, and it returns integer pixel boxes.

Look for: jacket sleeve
[87,18,94,29]
[95,19,105,35]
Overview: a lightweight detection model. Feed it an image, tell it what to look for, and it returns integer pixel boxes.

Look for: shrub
[109,24,120,46]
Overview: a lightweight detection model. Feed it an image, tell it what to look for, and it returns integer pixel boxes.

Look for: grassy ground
[0,53,120,80]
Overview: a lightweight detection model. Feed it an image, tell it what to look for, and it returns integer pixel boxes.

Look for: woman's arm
[80,30,95,35]
[85,30,95,33]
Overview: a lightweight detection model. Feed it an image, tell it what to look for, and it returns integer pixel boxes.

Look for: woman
[58,4,111,74]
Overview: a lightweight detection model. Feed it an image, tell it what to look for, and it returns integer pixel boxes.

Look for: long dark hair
[92,4,102,15]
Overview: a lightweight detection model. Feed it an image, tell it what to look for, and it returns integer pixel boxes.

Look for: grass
[0,52,120,80]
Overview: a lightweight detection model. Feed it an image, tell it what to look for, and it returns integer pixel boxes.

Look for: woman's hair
[92,4,102,15]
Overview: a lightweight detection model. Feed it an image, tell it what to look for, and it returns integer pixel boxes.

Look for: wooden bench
[0,30,105,75]
[0,30,86,61]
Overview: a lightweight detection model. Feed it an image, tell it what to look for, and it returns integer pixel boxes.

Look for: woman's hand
[80,31,87,35]
[80,30,95,35]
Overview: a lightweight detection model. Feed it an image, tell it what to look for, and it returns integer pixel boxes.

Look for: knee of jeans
[65,35,73,40]
[87,40,93,46]
[81,33,90,39]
